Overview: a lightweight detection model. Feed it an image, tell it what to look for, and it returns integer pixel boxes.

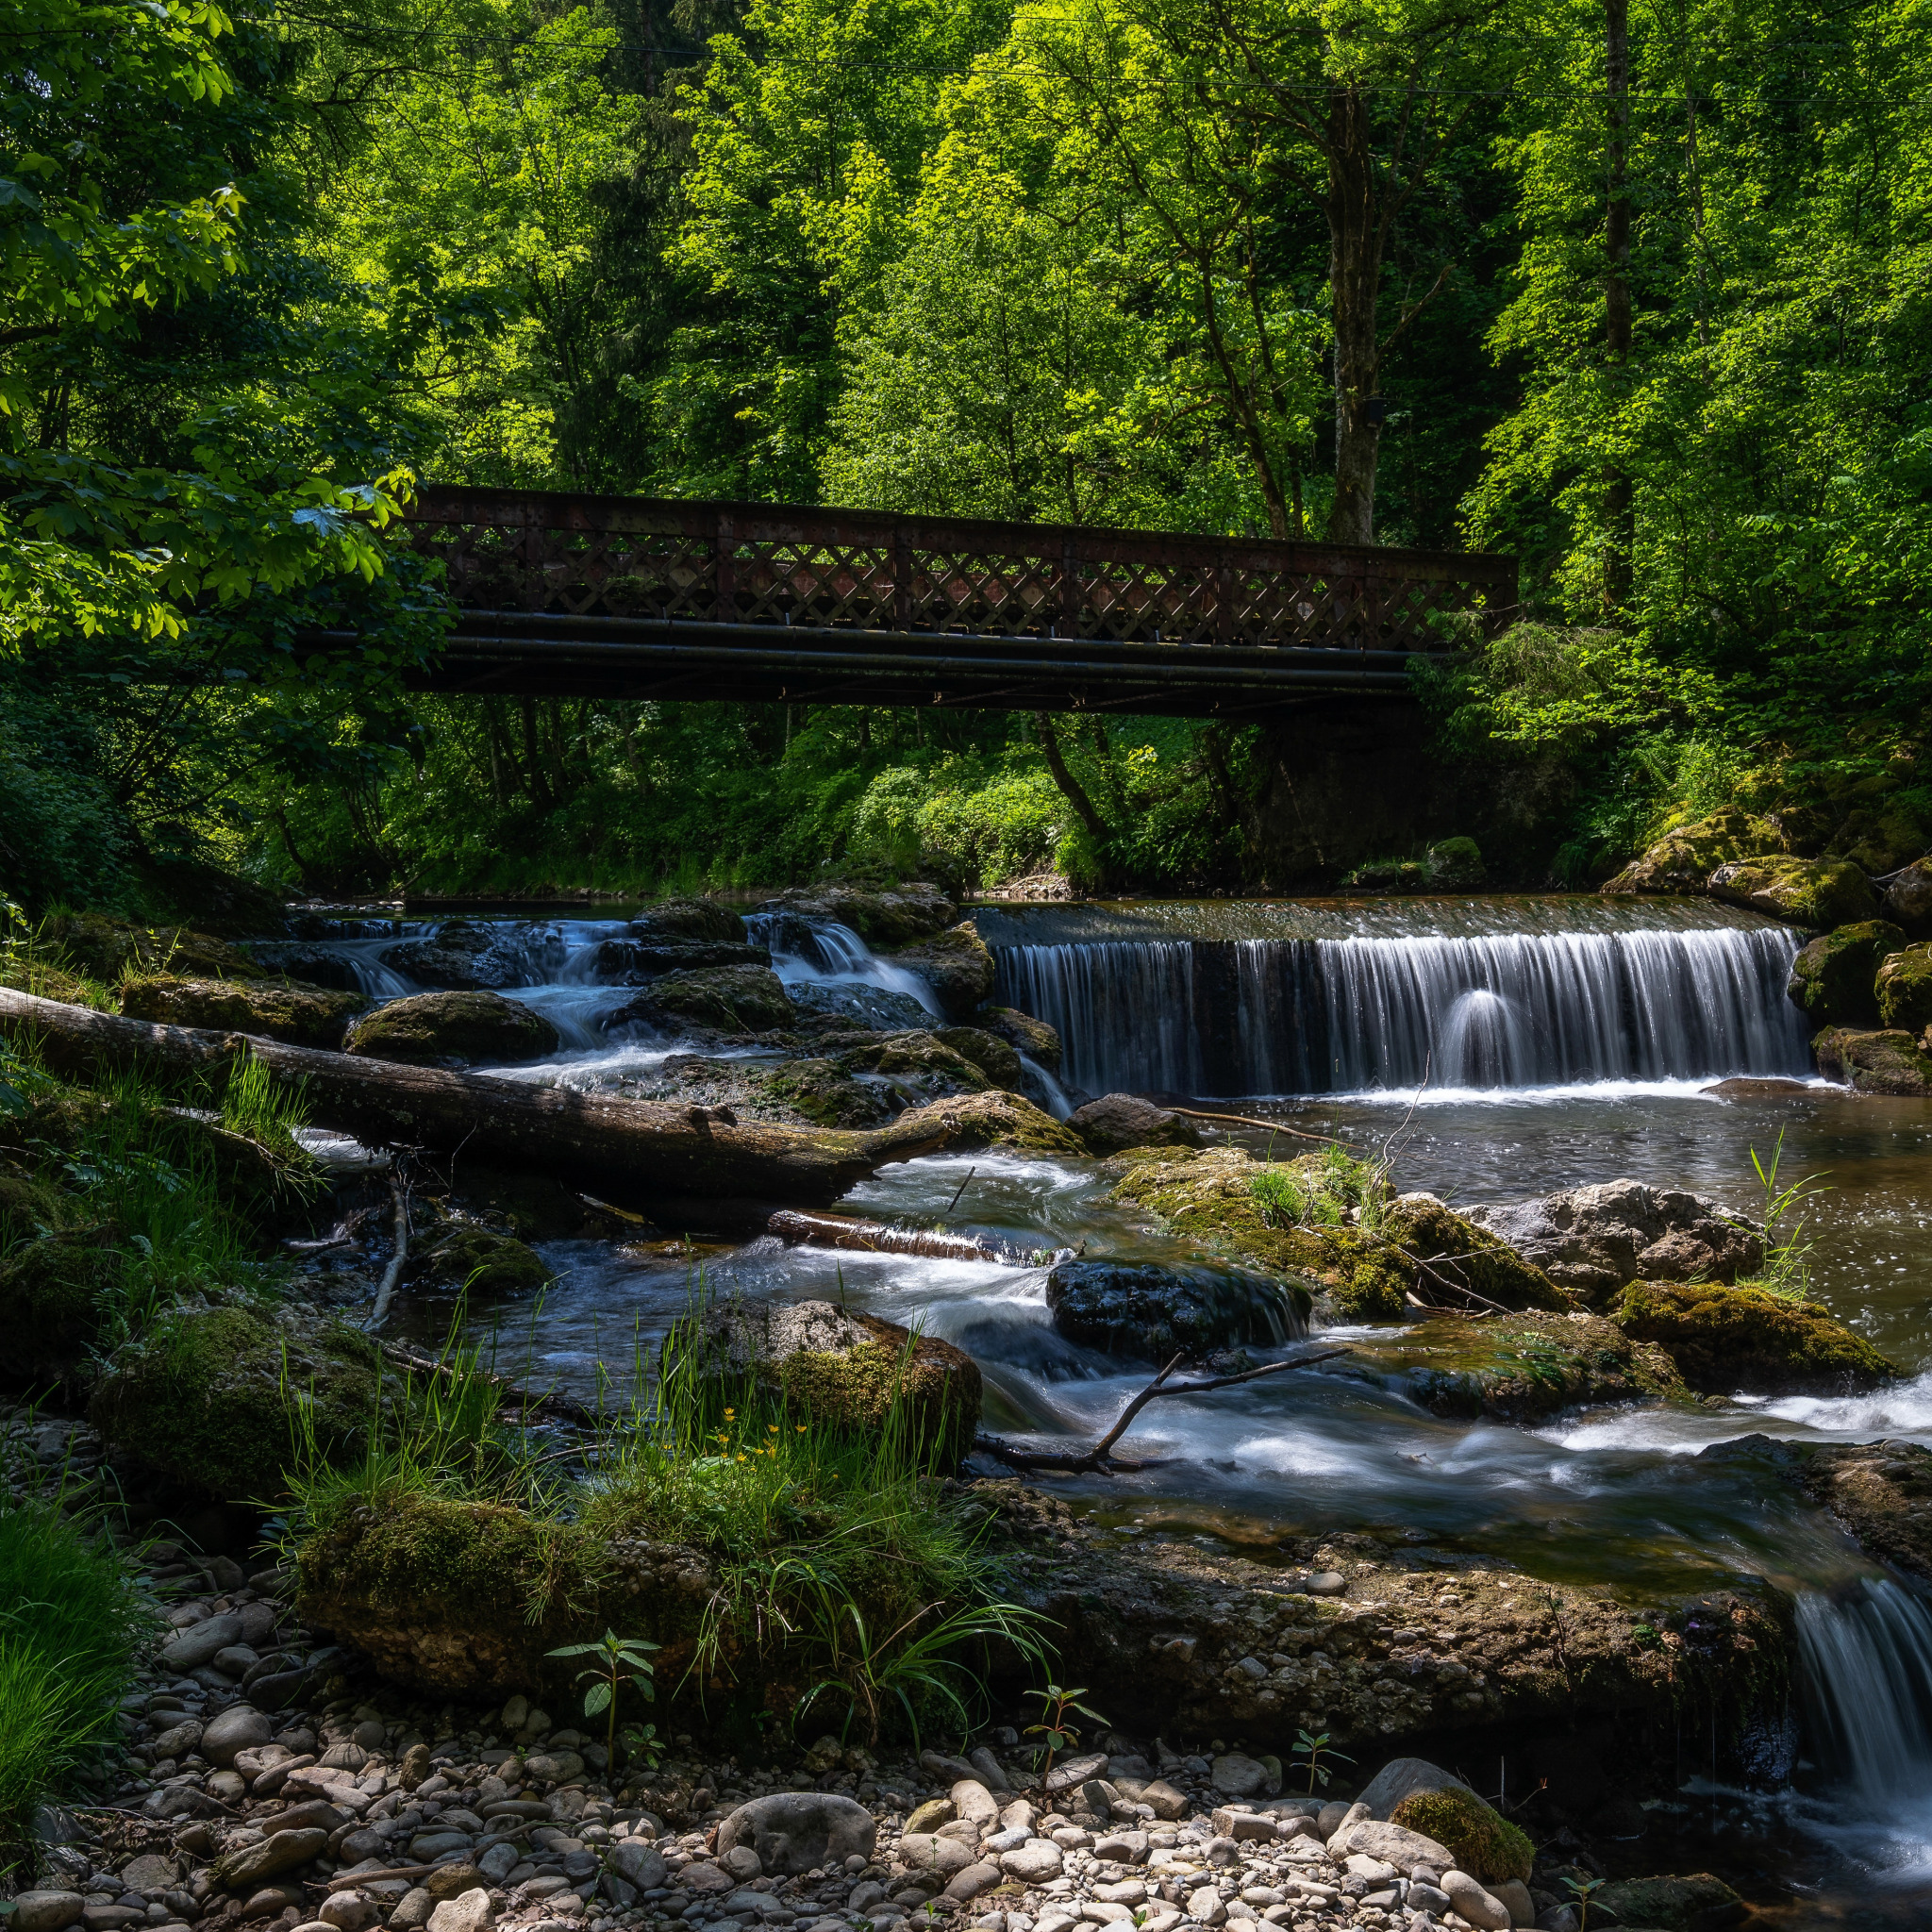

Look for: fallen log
[0,988,949,1207]
[766,1207,1005,1262]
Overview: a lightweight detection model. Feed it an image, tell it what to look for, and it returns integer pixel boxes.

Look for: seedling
[547,1628,660,1768]
[1560,1874,1604,1929]
[1291,1727,1354,1793]
[1024,1681,1106,1785]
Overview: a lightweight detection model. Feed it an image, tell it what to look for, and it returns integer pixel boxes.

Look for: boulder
[1068,1094,1206,1156]
[1600,810,1783,896]
[10,1895,84,1932]
[1708,855,1878,927]
[1785,921,1907,1026]
[1811,1024,1932,1095]
[1382,1781,1531,1885]
[617,964,797,1034]
[1463,1178,1763,1308]
[1776,1438,1932,1584]
[42,913,265,984]
[978,1006,1063,1074]
[0,1225,125,1384]
[606,1843,668,1892]
[755,882,958,946]
[1593,1874,1741,1932]
[1440,1870,1510,1930]
[344,991,559,1067]
[592,938,769,979]
[754,1058,897,1129]
[1882,856,1932,937]
[897,1835,975,1879]
[882,923,997,1019]
[1875,941,1932,1034]
[1613,1280,1894,1394]
[887,1090,1087,1157]
[200,1705,273,1766]
[1329,1820,1455,1873]
[419,1222,553,1296]
[246,941,370,993]
[631,898,749,946]
[214,1827,330,1891]
[716,1792,876,1875]
[119,976,369,1050]
[379,921,540,991]
[693,1298,981,1463]
[931,1026,1024,1091]
[1045,1259,1307,1363]
[831,1030,993,1097]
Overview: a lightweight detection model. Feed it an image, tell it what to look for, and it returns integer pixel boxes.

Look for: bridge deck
[392,487,1516,715]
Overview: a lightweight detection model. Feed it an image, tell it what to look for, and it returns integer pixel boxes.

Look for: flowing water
[291,893,1932,1919]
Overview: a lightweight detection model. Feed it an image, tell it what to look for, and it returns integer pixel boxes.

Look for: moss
[881,923,996,1018]
[1708,855,1879,927]
[0,957,111,1008]
[41,913,265,983]
[1593,1874,1741,1932]
[1341,837,1486,893]
[344,990,560,1066]
[835,1030,991,1092]
[979,1007,1062,1074]
[0,1226,122,1383]
[1786,921,1907,1025]
[633,897,747,945]
[632,964,796,1033]
[1875,941,1932,1034]
[89,1304,394,1498]
[888,1090,1086,1156]
[1811,1024,1932,1094]
[1391,1785,1534,1884]
[774,1329,982,1466]
[755,1058,893,1129]
[1613,1280,1895,1395]
[420,1222,553,1296]
[1602,809,1787,895]
[932,1026,1024,1091]
[119,974,368,1050]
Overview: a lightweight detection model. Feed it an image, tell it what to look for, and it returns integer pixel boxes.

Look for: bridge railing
[402,487,1515,652]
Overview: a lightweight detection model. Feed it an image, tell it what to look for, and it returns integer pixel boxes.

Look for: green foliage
[1023,1681,1106,1783]
[1291,1725,1353,1793]
[1746,1130,1831,1299]
[546,1629,660,1768]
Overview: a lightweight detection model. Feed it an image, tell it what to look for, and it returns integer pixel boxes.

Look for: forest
[3,0,1929,908]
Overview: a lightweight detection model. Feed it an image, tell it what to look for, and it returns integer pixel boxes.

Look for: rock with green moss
[754,1058,896,1129]
[1601,809,1785,896]
[882,923,996,1019]
[1875,941,1932,1034]
[632,897,749,945]
[1341,837,1486,894]
[0,1224,123,1383]
[419,1221,552,1296]
[344,990,560,1066]
[888,1090,1086,1157]
[1786,921,1907,1025]
[1708,855,1878,927]
[1812,1024,1932,1095]
[833,1030,992,1095]
[42,913,266,983]
[89,1303,398,1498]
[978,1007,1063,1074]
[931,1025,1024,1091]
[120,974,369,1049]
[1613,1280,1894,1394]
[1883,856,1932,938]
[757,881,957,946]
[696,1297,982,1464]
[1390,1786,1533,1885]
[618,964,797,1034]
[1593,1874,1742,1932]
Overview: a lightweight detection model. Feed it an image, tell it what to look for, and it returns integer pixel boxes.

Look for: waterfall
[1797,1581,1932,1813]
[995,917,1811,1097]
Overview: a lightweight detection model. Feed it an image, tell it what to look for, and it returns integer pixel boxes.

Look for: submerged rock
[1875,940,1932,1033]
[1882,856,1932,936]
[1067,1093,1205,1156]
[1462,1177,1763,1307]
[418,1221,553,1296]
[1785,920,1907,1025]
[1600,810,1784,896]
[1708,854,1878,927]
[1044,1259,1307,1363]
[1811,1024,1932,1094]
[119,974,369,1049]
[344,991,559,1067]
[882,922,997,1019]
[978,1006,1063,1074]
[613,964,797,1034]
[1613,1280,1893,1394]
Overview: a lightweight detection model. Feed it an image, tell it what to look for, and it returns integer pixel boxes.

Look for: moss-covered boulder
[1340,837,1486,893]
[888,1090,1086,1157]
[632,897,748,945]
[833,1030,991,1095]
[89,1303,397,1498]
[931,1025,1024,1091]
[1875,941,1932,1034]
[344,990,559,1066]
[1068,1093,1205,1155]
[1110,1150,1568,1321]
[377,919,538,991]
[754,1058,896,1129]
[120,974,369,1049]
[1708,855,1878,927]
[1593,1874,1742,1932]
[695,1298,981,1464]
[978,1007,1063,1074]
[1390,1785,1533,1886]
[0,1224,123,1384]
[419,1221,553,1296]
[757,881,958,945]
[42,913,265,983]
[1601,809,1784,896]
[1046,1258,1307,1363]
[1882,856,1932,938]
[624,964,797,1034]
[1812,1024,1932,1095]
[1786,921,1907,1025]
[882,923,996,1019]
[1613,1280,1894,1394]
[1349,1311,1685,1423]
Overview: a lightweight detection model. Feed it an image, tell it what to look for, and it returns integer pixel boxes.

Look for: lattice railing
[401,488,1515,651]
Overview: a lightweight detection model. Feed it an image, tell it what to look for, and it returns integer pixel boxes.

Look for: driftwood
[366,1173,411,1331]
[0,988,950,1207]
[974,1345,1351,1474]
[766,1207,1004,1262]
[1167,1106,1349,1147]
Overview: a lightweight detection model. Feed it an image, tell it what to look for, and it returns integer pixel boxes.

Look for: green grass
[1250,1142,1391,1234]
[0,1491,155,1856]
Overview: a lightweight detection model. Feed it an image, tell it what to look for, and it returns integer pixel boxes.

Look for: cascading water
[996,909,1812,1096]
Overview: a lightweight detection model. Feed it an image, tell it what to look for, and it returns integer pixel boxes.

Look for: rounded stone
[941,1863,1001,1904]
[997,1842,1062,1884]
[1441,1869,1511,1931]
[714,1791,877,1877]
[12,1893,85,1932]
[1209,1754,1270,1798]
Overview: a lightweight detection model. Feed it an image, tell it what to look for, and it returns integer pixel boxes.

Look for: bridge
[389,486,1516,716]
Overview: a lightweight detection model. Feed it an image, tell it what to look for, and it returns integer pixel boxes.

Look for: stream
[289,894,1932,1922]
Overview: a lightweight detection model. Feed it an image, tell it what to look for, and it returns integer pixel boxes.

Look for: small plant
[1250,1167,1305,1228]
[1024,1681,1106,1785]
[619,1722,664,1771]
[1291,1727,1354,1792]
[547,1629,661,1770]
[1747,1129,1831,1296]
[1559,1873,1604,1928]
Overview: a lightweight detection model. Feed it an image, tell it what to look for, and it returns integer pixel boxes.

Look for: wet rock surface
[1810,1024,1932,1094]
[611,966,797,1036]
[1612,1280,1894,1394]
[879,924,996,1020]
[1044,1260,1306,1364]
[755,882,958,946]
[1067,1095,1205,1156]
[345,992,560,1068]
[119,976,371,1051]
[1785,920,1907,1026]
[379,922,545,992]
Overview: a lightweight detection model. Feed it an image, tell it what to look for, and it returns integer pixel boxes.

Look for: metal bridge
[391,486,1516,716]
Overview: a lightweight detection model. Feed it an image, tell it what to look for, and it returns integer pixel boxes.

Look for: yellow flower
[724,1407,736,1420]
[795,1424,808,1434]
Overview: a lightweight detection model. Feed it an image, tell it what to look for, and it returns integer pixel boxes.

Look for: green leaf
[583,1682,613,1716]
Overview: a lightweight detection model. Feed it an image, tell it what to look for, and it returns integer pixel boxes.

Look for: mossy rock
[631,964,796,1034]
[419,1222,553,1296]
[1824,799,1931,878]
[1390,1784,1533,1885]
[1045,1258,1307,1363]
[632,897,747,945]
[978,1007,1063,1074]
[756,881,958,946]
[1593,1874,1741,1932]
[882,923,996,1019]
[1351,1311,1684,1423]
[1601,809,1785,895]
[344,990,560,1066]
[0,1224,123,1384]
[754,1058,895,1130]
[1883,857,1932,938]
[1811,1024,1932,1095]
[932,1026,1024,1091]
[889,1090,1086,1157]
[1612,1280,1894,1395]
[0,956,109,1008]
[120,974,369,1049]
[833,1030,991,1094]
[1708,855,1878,927]
[1341,837,1486,893]
[42,912,265,983]
[89,1303,399,1499]
[1786,921,1907,1026]
[1875,941,1932,1034]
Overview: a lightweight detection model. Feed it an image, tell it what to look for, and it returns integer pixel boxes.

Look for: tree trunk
[1034,711,1109,845]
[1326,84,1382,547]
[0,990,948,1208]
[1604,0,1634,608]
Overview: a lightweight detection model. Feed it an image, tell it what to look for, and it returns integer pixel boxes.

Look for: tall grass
[0,1492,155,1855]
